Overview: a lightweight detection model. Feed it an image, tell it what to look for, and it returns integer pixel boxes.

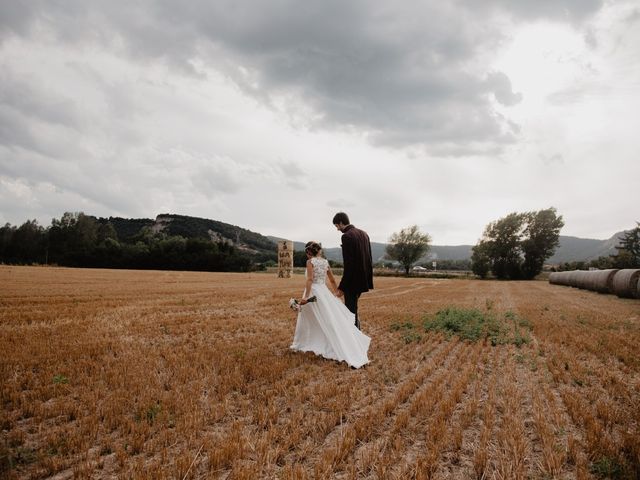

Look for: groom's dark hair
[332,212,350,225]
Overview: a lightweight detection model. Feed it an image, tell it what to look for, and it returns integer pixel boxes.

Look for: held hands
[335,289,344,298]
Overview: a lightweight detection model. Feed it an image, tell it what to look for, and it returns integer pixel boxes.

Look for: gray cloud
[0,71,81,128]
[625,9,640,25]
[462,0,604,24]
[0,0,599,156]
[275,160,307,189]
[0,1,36,39]
[190,155,244,195]
[584,28,599,49]
[486,72,523,107]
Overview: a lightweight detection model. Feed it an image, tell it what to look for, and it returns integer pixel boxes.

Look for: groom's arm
[338,233,356,292]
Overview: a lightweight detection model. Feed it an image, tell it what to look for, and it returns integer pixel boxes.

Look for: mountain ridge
[267,232,627,264]
[101,214,625,264]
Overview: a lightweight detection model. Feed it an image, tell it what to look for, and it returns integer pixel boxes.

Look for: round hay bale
[549,271,573,286]
[582,271,595,289]
[573,270,591,289]
[580,270,597,290]
[611,269,640,298]
[587,269,619,293]
[549,272,566,285]
[567,270,581,287]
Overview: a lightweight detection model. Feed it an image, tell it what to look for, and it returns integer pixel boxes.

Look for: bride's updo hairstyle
[305,241,322,257]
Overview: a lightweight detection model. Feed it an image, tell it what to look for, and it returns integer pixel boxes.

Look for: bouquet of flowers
[289,296,317,312]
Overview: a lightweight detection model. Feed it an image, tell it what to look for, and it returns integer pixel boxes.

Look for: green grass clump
[401,332,422,344]
[52,374,68,384]
[390,321,415,332]
[390,320,422,343]
[590,456,624,479]
[423,307,531,347]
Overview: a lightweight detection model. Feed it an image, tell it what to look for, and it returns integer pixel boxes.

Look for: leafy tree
[473,208,564,279]
[471,241,491,278]
[75,214,99,253]
[560,260,586,272]
[13,220,46,263]
[0,223,15,260]
[97,222,118,245]
[614,222,640,267]
[49,212,82,263]
[588,255,614,270]
[49,212,99,265]
[483,212,526,279]
[520,208,565,279]
[0,220,46,263]
[385,225,432,275]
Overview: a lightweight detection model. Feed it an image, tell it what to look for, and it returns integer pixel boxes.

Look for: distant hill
[106,214,277,257]
[106,217,155,240]
[270,232,627,264]
[548,232,625,263]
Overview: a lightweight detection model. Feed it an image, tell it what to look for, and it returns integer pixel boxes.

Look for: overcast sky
[1,1,639,247]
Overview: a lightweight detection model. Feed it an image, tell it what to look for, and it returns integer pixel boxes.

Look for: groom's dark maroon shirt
[338,225,374,294]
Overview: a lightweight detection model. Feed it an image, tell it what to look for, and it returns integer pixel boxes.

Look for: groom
[333,212,373,330]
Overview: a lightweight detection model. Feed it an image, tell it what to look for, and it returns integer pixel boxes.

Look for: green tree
[97,222,118,245]
[14,220,46,263]
[49,212,99,265]
[614,222,640,267]
[483,212,526,279]
[520,208,564,279]
[0,223,15,260]
[385,225,432,275]
[474,208,564,280]
[588,255,614,270]
[75,214,98,251]
[471,241,491,278]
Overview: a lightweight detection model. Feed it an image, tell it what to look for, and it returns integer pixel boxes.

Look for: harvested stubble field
[1,266,639,480]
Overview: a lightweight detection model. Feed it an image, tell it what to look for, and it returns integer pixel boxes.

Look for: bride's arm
[302,259,314,301]
[326,266,338,294]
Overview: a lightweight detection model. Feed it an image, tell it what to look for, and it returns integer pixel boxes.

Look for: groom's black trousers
[344,291,361,330]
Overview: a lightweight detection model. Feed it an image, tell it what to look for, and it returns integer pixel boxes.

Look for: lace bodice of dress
[309,257,329,284]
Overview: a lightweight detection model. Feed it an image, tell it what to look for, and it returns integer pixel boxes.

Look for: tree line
[4,210,638,278]
[384,209,639,279]
[0,212,274,272]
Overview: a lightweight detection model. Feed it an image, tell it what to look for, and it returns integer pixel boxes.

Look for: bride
[290,241,370,369]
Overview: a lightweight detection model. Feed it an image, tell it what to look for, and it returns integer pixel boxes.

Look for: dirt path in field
[364,281,439,299]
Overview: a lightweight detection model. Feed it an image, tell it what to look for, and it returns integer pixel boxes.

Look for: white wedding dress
[290,257,370,368]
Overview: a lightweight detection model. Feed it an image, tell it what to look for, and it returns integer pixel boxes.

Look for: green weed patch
[422,307,532,346]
